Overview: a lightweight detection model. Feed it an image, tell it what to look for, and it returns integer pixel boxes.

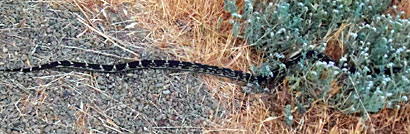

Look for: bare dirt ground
[0,1,226,133]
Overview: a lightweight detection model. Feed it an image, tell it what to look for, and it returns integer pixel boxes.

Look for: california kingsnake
[0,60,268,84]
[0,50,402,85]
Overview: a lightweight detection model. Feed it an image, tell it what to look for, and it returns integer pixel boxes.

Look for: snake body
[0,51,402,84]
[1,60,268,84]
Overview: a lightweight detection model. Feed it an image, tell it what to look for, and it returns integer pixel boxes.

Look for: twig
[75,15,141,57]
[348,76,372,122]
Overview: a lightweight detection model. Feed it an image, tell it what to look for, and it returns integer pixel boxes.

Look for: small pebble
[162,90,171,95]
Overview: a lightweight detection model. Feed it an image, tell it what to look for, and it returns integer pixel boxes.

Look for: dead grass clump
[295,102,410,134]
[386,0,410,19]
[205,98,289,134]
[324,23,351,62]
[133,0,263,71]
[132,0,265,108]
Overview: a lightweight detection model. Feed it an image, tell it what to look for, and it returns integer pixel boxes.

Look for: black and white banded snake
[0,50,402,85]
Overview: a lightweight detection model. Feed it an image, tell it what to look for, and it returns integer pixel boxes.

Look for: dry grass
[297,102,410,134]
[324,23,351,62]
[386,0,410,19]
[132,0,263,71]
[54,0,410,133]
[130,0,267,110]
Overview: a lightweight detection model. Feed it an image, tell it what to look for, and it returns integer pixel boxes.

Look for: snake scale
[0,50,402,84]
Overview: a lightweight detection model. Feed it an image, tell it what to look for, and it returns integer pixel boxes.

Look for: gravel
[0,1,226,133]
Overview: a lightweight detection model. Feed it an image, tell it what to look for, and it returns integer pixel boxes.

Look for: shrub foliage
[224,0,409,117]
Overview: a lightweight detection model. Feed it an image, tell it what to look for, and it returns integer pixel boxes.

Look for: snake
[0,50,402,85]
[1,59,269,84]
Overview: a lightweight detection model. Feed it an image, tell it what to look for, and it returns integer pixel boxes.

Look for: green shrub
[225,0,409,115]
